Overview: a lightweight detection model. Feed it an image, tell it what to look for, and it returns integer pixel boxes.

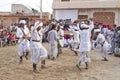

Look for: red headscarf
[102,24,106,28]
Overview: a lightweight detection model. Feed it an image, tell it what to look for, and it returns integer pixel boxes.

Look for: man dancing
[30,21,47,73]
[16,20,30,64]
[76,23,91,70]
[95,29,108,61]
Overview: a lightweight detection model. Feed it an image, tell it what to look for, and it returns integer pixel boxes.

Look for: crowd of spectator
[0,23,17,47]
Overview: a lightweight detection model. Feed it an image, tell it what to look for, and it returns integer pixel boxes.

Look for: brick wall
[93,12,115,26]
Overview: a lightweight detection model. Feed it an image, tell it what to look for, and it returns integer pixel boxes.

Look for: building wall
[118,9,120,26]
[53,0,120,26]
[54,8,119,26]
[0,14,51,28]
[12,4,32,14]
[93,12,115,26]
[53,0,120,9]
[78,9,118,26]
[54,10,78,21]
[0,16,39,27]
[0,4,51,28]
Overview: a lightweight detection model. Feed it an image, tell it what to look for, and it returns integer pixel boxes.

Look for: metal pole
[40,0,42,19]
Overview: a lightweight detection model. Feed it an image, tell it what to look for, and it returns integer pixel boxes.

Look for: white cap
[81,24,89,28]
[19,20,26,24]
[94,29,101,33]
[74,27,78,30]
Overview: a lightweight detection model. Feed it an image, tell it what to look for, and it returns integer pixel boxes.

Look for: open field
[0,43,120,80]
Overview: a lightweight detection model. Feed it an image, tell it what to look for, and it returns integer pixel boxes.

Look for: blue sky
[0,0,53,13]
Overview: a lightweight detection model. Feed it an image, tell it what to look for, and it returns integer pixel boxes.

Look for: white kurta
[73,31,79,43]
[106,29,112,43]
[30,30,47,64]
[72,30,79,50]
[78,29,91,66]
[102,28,108,36]
[96,33,108,58]
[89,21,94,31]
[69,26,80,50]
[16,26,30,56]
[68,38,74,49]
[79,29,91,52]
[57,29,64,47]
[47,30,58,58]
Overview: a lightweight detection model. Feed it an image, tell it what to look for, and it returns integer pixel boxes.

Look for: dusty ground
[0,43,120,80]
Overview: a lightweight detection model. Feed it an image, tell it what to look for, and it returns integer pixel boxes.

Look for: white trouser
[18,40,30,56]
[73,42,79,51]
[48,41,58,58]
[78,52,91,66]
[31,46,47,64]
[99,42,108,59]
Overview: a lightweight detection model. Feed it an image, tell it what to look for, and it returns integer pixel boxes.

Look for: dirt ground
[0,43,120,80]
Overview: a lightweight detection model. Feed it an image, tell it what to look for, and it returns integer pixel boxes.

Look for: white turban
[74,27,78,30]
[19,20,26,24]
[81,24,88,28]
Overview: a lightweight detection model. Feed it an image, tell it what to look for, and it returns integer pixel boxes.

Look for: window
[61,0,70,1]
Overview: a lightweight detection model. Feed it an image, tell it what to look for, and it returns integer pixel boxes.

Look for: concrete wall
[12,4,32,14]
[0,16,39,27]
[53,0,120,26]
[53,0,120,9]
[54,10,78,21]
[54,8,119,26]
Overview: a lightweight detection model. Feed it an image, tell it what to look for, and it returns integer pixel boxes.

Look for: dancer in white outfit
[30,21,47,72]
[69,24,80,55]
[95,29,108,61]
[57,26,64,55]
[16,20,30,63]
[76,24,91,71]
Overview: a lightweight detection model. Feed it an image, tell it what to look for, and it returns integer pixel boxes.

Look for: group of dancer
[16,19,64,73]
[16,18,119,73]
